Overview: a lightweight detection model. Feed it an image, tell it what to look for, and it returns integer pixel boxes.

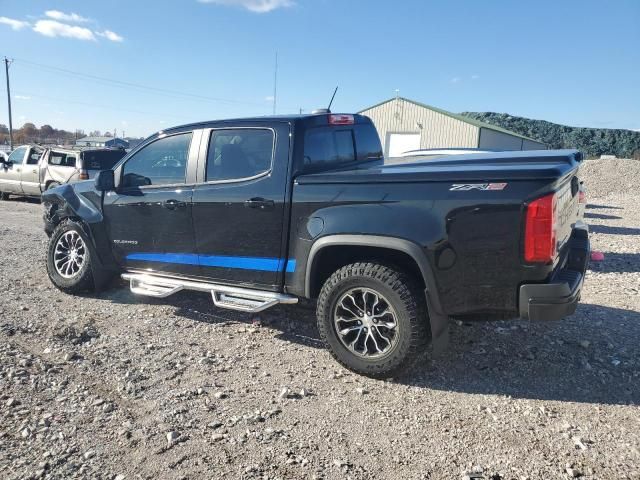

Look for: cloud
[45,10,90,23]
[2,12,123,42]
[471,74,480,80]
[33,19,96,40]
[450,77,461,84]
[199,0,295,13]
[96,29,124,42]
[264,95,275,102]
[15,95,31,100]
[0,16,30,30]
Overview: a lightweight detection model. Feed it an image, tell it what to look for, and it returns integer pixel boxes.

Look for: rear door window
[26,148,43,165]
[206,128,274,182]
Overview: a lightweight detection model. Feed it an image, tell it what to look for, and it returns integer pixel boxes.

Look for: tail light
[79,170,89,180]
[328,114,354,125]
[524,192,557,263]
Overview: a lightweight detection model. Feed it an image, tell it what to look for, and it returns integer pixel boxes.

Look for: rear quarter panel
[288,177,568,316]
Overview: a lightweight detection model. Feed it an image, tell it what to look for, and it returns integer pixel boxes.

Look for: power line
[13,57,275,108]
[0,89,193,121]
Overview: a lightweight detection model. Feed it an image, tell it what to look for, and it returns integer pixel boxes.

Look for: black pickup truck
[42,112,589,377]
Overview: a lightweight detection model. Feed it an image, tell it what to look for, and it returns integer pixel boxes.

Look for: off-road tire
[316,262,429,378]
[46,220,95,294]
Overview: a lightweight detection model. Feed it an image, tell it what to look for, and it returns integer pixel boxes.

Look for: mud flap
[91,262,114,292]
[72,219,114,292]
[425,289,449,356]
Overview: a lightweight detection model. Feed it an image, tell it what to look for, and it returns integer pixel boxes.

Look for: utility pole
[273,52,278,115]
[4,57,14,150]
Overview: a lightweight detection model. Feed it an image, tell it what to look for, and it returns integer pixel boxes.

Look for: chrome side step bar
[122,273,298,313]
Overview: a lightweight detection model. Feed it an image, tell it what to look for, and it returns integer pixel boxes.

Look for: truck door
[20,147,45,195]
[191,123,291,289]
[102,130,201,277]
[0,146,28,194]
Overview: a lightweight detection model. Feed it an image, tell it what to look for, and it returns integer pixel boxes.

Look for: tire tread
[316,262,429,378]
[46,220,95,294]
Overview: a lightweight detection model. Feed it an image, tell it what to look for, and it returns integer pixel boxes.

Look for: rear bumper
[519,225,589,321]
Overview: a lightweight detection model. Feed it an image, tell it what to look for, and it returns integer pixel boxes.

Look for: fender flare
[305,234,444,313]
[305,234,449,350]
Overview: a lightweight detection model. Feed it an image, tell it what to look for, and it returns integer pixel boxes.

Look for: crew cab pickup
[41,113,589,377]
[0,145,125,200]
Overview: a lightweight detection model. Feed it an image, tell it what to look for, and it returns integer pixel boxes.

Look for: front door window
[121,133,192,188]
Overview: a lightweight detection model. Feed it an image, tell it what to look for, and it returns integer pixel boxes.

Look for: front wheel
[46,221,95,293]
[316,262,429,378]
[0,192,10,200]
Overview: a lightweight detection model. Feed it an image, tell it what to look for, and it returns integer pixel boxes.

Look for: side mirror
[95,170,115,192]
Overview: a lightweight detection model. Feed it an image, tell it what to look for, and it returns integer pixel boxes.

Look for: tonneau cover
[296,149,582,184]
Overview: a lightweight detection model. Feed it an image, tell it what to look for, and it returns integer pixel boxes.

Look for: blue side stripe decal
[126,253,296,273]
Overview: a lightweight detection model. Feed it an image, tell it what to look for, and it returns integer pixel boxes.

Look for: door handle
[32,169,37,174]
[162,199,186,210]
[244,197,275,210]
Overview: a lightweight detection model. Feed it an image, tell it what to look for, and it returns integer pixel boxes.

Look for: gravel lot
[1,158,639,480]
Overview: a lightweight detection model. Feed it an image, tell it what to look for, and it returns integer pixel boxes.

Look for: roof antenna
[327,86,338,112]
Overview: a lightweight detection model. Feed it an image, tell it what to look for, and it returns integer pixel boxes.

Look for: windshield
[82,150,126,170]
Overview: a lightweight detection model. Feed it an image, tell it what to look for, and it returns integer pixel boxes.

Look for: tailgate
[555,176,581,255]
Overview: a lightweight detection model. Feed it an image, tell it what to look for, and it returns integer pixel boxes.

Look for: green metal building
[360,97,546,157]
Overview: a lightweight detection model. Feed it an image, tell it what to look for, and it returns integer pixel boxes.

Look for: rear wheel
[316,262,429,378]
[46,221,95,293]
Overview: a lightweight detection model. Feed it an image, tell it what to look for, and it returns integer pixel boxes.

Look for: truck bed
[289,149,583,318]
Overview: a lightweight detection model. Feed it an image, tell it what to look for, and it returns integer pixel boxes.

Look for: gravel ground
[0,159,639,480]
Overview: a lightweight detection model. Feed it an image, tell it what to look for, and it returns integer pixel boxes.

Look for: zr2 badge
[449,183,508,191]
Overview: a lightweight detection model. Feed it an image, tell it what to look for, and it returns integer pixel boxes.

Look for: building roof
[76,136,127,143]
[359,97,544,144]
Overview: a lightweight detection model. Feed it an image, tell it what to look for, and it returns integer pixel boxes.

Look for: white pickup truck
[0,145,125,200]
